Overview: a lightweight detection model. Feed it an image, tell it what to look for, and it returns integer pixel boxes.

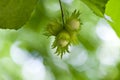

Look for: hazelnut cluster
[46,10,81,58]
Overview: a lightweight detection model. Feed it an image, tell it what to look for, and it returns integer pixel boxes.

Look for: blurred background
[0,0,120,80]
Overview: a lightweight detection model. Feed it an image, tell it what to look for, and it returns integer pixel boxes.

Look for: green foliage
[0,0,120,80]
[81,0,109,17]
[0,0,38,29]
[0,58,22,80]
[105,0,120,37]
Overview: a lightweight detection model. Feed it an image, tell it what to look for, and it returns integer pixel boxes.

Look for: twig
[59,0,65,25]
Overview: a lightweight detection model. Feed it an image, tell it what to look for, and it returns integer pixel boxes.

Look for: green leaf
[80,0,109,17]
[105,0,120,37]
[0,0,38,29]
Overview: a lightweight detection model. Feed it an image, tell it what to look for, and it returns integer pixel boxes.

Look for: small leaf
[105,0,120,37]
[0,0,38,29]
[80,0,109,17]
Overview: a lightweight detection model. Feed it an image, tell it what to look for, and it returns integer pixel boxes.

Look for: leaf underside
[80,0,109,17]
[105,0,120,37]
[0,0,38,29]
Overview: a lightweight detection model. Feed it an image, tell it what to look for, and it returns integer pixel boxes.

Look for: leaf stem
[59,0,65,25]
